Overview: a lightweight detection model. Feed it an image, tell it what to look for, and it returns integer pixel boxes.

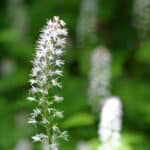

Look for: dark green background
[0,0,150,149]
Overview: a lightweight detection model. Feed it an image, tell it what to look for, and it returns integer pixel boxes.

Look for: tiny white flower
[61,29,68,36]
[39,98,46,105]
[52,124,59,132]
[59,131,68,141]
[41,118,49,125]
[60,20,66,26]
[28,118,37,124]
[30,86,39,94]
[53,111,63,118]
[38,89,48,95]
[27,97,36,102]
[49,143,58,150]
[29,79,37,85]
[54,70,63,76]
[54,16,59,22]
[56,38,66,46]
[32,108,41,117]
[55,59,64,67]
[51,79,62,88]
[49,70,63,77]
[55,49,64,56]
[32,134,41,142]
[53,95,64,102]
[32,134,48,142]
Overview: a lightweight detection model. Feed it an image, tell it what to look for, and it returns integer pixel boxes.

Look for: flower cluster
[76,0,99,47]
[98,97,122,150]
[88,46,111,113]
[133,0,150,38]
[27,16,68,149]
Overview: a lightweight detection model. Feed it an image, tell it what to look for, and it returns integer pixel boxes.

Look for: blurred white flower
[77,141,90,150]
[28,117,37,125]
[133,0,150,38]
[88,46,111,113]
[7,0,29,37]
[77,0,99,46]
[15,139,32,150]
[42,142,50,150]
[0,58,16,77]
[98,97,122,150]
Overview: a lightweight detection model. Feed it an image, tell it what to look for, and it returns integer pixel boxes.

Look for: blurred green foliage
[0,0,150,150]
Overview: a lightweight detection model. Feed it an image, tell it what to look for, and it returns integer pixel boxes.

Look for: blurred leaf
[62,113,95,128]
[99,0,118,22]
[0,28,19,43]
[0,70,28,93]
[111,50,127,78]
[90,138,99,150]
[136,40,150,62]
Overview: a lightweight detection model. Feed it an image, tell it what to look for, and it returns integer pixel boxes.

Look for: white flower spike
[27,16,68,149]
[77,0,99,46]
[133,0,150,38]
[88,46,111,113]
[98,97,122,150]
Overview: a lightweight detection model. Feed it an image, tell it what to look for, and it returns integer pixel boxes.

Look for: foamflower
[27,16,68,149]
